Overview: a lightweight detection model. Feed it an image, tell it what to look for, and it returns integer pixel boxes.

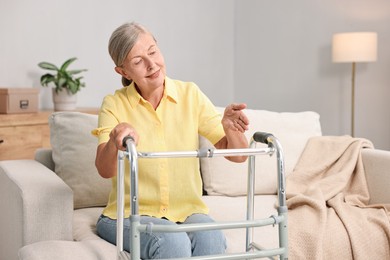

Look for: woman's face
[116,32,166,93]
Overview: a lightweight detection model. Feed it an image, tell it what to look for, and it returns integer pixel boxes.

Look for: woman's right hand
[109,122,139,151]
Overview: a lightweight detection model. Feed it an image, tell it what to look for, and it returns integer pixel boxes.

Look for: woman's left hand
[222,103,249,133]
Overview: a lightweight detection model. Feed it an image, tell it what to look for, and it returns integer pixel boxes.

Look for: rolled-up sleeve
[91,95,120,145]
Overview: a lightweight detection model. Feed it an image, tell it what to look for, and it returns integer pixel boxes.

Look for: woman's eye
[149,47,158,55]
[133,59,142,65]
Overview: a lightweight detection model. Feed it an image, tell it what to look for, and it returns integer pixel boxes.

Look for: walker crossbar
[135,147,274,159]
[116,132,288,260]
[137,216,284,233]
[140,248,286,260]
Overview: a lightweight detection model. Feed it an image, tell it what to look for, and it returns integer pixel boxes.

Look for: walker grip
[122,136,135,148]
[253,132,274,144]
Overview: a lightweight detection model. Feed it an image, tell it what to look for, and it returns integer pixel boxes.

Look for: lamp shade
[332,32,377,63]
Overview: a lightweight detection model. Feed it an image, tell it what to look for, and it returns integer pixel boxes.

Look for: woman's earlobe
[115,66,132,83]
[115,66,124,75]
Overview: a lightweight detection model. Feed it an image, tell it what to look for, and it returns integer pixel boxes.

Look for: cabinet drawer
[0,125,49,160]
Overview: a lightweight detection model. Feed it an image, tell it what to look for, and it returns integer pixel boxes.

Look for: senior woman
[93,22,249,259]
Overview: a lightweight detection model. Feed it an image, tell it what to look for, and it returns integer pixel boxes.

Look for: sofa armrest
[362,149,390,204]
[0,160,73,260]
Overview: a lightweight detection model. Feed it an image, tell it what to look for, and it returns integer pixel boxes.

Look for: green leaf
[40,74,55,86]
[58,77,66,88]
[68,69,87,75]
[38,62,59,71]
[57,70,67,79]
[67,81,78,94]
[60,57,77,72]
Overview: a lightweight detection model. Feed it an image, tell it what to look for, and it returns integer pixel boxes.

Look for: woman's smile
[147,69,160,79]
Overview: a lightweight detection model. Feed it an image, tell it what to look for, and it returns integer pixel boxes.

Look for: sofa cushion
[73,207,104,241]
[18,240,119,260]
[200,108,322,196]
[49,112,110,209]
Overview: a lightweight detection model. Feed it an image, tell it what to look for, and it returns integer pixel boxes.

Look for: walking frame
[116,132,288,260]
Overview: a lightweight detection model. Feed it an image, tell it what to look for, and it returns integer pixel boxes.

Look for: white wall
[0,0,235,108]
[235,0,390,149]
[1,0,389,150]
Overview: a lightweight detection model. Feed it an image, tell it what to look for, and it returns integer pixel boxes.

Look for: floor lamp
[332,32,377,137]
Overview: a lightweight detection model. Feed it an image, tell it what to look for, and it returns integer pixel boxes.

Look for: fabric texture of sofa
[0,108,389,260]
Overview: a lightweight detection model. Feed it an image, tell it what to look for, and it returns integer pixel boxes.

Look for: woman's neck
[135,84,164,110]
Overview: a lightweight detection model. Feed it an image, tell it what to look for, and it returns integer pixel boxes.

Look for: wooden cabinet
[0,109,99,160]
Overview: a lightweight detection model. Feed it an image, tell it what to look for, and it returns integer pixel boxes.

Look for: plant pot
[52,88,77,111]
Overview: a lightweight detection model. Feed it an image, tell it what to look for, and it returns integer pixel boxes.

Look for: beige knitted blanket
[286,136,390,259]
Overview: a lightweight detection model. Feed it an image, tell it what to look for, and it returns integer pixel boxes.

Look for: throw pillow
[49,112,111,209]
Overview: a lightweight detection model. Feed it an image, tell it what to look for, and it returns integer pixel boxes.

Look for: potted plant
[38,57,87,111]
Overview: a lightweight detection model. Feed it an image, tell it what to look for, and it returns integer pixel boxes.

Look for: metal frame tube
[130,215,141,260]
[278,210,289,260]
[116,151,125,258]
[137,216,283,233]
[245,141,257,252]
[153,248,286,260]
[127,140,139,216]
[126,138,140,259]
[133,147,273,159]
[270,137,286,208]
[267,135,288,259]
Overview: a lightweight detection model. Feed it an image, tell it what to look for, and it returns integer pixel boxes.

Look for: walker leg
[246,154,256,252]
[278,207,288,260]
[130,215,141,260]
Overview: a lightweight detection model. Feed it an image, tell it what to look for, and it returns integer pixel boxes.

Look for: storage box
[0,88,39,114]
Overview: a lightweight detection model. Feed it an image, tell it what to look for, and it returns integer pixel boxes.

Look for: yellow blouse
[92,77,225,222]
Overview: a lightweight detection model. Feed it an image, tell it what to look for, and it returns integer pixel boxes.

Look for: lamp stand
[351,62,356,137]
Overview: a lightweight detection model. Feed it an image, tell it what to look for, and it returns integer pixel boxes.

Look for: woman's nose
[145,57,155,71]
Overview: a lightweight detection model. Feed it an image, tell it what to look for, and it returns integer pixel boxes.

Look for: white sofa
[1,108,389,260]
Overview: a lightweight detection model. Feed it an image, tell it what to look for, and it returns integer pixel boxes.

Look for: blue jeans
[96,213,226,259]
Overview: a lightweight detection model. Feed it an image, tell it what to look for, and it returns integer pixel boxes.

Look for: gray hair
[108,22,152,86]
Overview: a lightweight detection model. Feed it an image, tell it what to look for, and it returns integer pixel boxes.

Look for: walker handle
[253,132,274,144]
[122,136,135,148]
